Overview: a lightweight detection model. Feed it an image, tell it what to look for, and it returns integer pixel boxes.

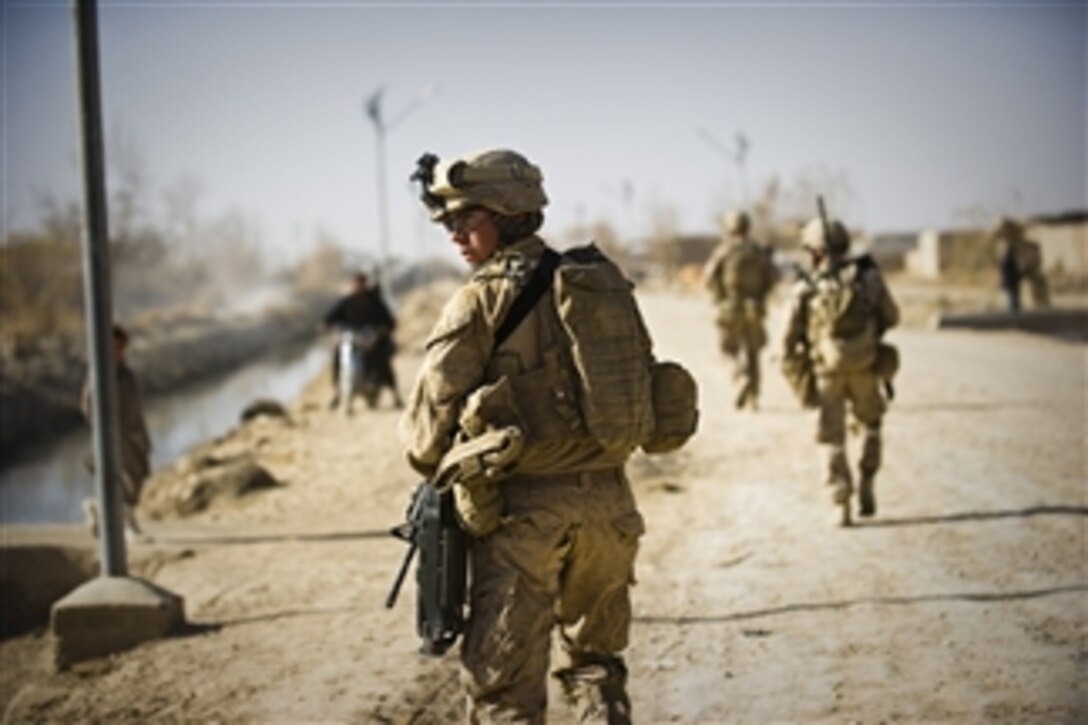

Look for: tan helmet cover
[425,148,548,220]
[801,216,850,255]
[722,210,750,236]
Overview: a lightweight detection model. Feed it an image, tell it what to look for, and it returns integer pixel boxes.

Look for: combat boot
[858,475,876,517]
[832,482,852,527]
[554,656,632,725]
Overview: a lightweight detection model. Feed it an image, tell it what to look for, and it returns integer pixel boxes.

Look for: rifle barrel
[385,540,418,609]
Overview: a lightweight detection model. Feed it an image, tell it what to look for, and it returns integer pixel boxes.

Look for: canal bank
[0,341,327,524]
[0,291,336,469]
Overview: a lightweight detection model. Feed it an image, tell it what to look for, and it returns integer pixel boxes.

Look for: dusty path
[3,288,1086,723]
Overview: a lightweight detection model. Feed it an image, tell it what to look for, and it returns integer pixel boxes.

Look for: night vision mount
[411,152,446,216]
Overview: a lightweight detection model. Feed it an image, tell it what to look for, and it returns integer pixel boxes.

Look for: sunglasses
[442,209,488,235]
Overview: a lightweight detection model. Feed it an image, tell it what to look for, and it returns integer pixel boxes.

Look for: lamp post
[364,83,440,291]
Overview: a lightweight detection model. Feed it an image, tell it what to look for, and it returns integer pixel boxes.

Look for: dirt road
[3,288,1085,723]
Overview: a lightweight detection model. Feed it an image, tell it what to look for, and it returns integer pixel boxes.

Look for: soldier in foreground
[701,209,779,410]
[780,211,899,526]
[400,148,686,723]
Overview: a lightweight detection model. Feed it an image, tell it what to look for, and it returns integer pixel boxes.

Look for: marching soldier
[781,214,899,526]
[702,210,778,410]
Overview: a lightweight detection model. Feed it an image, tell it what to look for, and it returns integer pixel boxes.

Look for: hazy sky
[2,1,1085,266]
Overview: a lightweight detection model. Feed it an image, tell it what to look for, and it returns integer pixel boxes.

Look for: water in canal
[0,343,327,524]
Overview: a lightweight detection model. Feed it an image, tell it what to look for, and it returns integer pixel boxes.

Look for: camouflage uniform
[781,218,899,524]
[702,212,778,410]
[402,150,643,724]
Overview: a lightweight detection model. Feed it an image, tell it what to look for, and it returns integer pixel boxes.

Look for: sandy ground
[2,287,1086,723]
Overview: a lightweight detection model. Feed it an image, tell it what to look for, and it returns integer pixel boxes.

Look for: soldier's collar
[474,236,546,284]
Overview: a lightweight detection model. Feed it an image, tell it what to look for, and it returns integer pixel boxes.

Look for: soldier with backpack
[702,209,779,410]
[780,209,899,526]
[400,148,696,723]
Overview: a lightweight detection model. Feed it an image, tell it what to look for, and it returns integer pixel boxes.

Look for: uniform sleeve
[866,270,900,334]
[399,286,492,475]
[780,284,809,356]
[701,246,727,301]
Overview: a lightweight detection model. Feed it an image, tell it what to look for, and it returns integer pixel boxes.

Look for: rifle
[386,481,468,656]
[817,194,832,247]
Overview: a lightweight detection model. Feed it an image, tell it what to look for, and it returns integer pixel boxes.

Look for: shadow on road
[855,505,1088,528]
[892,400,1043,413]
[206,606,360,630]
[146,529,391,547]
[634,584,1088,626]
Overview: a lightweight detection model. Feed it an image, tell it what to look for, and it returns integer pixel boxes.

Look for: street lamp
[364,83,440,291]
[697,127,751,206]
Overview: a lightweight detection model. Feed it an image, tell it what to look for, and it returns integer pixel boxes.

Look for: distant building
[860,232,917,272]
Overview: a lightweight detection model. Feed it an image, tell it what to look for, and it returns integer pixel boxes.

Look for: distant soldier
[993,217,1049,309]
[81,323,151,540]
[781,216,899,526]
[701,210,779,410]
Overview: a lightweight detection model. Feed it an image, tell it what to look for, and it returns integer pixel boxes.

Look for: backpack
[552,245,657,455]
[470,244,698,459]
[806,256,880,372]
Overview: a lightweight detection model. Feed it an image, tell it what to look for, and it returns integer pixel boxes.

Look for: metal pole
[366,84,439,294]
[73,0,126,576]
[374,123,389,290]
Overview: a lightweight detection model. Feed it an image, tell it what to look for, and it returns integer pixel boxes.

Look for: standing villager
[701,209,779,410]
[323,271,403,409]
[81,323,151,540]
[400,148,686,723]
[780,216,900,526]
[998,234,1022,313]
[993,217,1049,309]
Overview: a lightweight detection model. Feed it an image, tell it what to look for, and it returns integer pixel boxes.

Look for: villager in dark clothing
[323,272,403,409]
[999,242,1021,313]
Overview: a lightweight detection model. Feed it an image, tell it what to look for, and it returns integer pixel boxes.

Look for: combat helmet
[722,209,750,236]
[800,216,851,256]
[411,148,548,221]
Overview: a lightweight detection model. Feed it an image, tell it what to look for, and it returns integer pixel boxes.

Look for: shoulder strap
[493,248,561,351]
